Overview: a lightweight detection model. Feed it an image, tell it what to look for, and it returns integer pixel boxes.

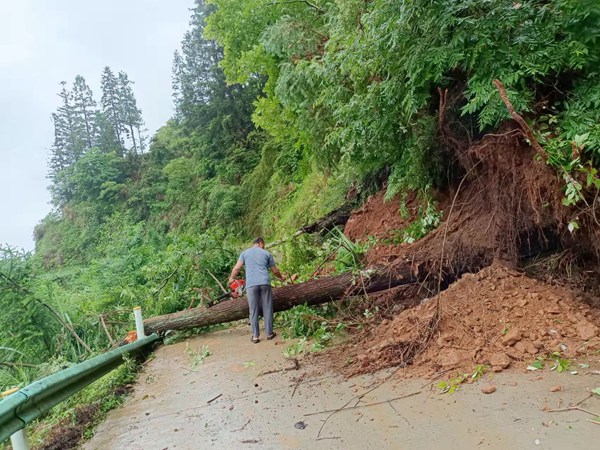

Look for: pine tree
[172,0,259,154]
[171,49,184,119]
[72,75,98,148]
[117,71,144,154]
[49,81,86,205]
[100,66,124,156]
[174,0,226,120]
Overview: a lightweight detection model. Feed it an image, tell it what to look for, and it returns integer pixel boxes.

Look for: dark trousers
[247,285,273,337]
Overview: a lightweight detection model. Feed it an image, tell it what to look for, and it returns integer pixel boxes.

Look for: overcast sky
[0,0,193,251]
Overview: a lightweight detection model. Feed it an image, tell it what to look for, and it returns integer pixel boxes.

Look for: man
[229,237,285,343]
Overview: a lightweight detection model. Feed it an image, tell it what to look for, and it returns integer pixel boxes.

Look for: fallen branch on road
[305,391,421,416]
[256,358,300,377]
[207,393,222,404]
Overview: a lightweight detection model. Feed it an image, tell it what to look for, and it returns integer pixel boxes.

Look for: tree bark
[267,202,357,248]
[300,202,356,234]
[144,266,416,334]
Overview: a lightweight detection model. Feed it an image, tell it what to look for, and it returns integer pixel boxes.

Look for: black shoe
[267,332,277,340]
[251,336,260,344]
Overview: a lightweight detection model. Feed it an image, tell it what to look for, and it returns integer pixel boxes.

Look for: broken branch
[207,393,222,404]
[493,79,548,160]
[305,391,421,416]
[256,358,300,377]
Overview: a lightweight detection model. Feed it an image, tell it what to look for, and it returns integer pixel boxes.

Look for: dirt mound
[334,264,600,378]
[332,119,600,381]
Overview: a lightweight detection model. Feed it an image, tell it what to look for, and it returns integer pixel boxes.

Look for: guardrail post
[133,306,146,340]
[1,388,30,450]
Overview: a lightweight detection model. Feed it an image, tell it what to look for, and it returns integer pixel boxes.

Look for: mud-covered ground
[84,326,600,450]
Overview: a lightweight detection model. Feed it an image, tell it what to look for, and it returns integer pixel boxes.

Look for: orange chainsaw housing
[229,279,245,298]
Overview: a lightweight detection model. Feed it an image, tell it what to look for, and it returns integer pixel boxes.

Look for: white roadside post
[133,306,146,340]
[1,388,30,450]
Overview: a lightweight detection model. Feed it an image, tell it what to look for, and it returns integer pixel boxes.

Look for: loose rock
[501,328,522,346]
[489,353,511,369]
[481,385,496,394]
[576,320,598,340]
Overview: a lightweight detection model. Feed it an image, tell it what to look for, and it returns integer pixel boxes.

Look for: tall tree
[172,0,259,150]
[94,111,121,154]
[171,49,184,119]
[101,66,124,156]
[49,81,86,205]
[117,71,144,154]
[72,75,98,148]
[173,1,227,120]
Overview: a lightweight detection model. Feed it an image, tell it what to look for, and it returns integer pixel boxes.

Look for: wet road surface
[85,326,600,449]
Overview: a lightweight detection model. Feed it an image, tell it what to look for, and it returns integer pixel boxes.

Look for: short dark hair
[253,237,265,245]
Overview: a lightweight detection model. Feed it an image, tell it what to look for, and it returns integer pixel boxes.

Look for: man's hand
[228,277,235,285]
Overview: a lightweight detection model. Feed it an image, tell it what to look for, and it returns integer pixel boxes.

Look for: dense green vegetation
[2,2,600,437]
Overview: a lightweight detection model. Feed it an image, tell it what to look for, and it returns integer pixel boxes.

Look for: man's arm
[270,265,285,281]
[229,260,244,284]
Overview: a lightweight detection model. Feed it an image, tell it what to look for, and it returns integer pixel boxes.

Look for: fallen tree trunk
[300,202,356,234]
[267,202,357,248]
[144,266,416,334]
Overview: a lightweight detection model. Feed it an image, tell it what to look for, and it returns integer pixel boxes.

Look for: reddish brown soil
[344,190,421,242]
[331,264,600,378]
[326,128,600,376]
[346,127,574,276]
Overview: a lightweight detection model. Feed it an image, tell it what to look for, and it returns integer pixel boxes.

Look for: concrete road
[85,326,600,450]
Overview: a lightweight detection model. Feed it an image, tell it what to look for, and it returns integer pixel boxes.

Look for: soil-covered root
[328,263,600,378]
[352,128,573,280]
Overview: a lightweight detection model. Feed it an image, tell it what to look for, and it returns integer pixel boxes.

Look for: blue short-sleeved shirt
[239,247,276,288]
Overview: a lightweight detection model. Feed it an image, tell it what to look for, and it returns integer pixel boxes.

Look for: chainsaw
[206,278,246,307]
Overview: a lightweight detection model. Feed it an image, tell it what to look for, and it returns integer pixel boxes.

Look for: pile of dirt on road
[335,263,600,378]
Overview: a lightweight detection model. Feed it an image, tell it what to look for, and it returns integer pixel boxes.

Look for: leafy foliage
[277,303,342,355]
[437,364,488,394]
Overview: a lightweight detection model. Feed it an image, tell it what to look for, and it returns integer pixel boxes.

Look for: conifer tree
[72,75,98,148]
[95,111,121,154]
[101,66,124,156]
[173,0,226,121]
[117,71,144,154]
[171,49,184,119]
[172,0,258,147]
[48,81,86,204]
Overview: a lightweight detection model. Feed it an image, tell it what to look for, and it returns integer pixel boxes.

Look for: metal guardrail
[0,333,159,443]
